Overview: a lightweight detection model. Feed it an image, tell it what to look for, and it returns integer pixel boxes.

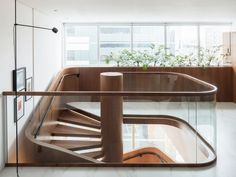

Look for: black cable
[13,3,58,176]
[14,0,20,176]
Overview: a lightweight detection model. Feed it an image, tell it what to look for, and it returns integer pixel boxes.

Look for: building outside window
[64,23,231,66]
[133,25,165,52]
[65,25,98,65]
[99,25,131,63]
[166,25,198,56]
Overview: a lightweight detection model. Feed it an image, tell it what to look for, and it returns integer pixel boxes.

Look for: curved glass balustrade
[3,71,217,166]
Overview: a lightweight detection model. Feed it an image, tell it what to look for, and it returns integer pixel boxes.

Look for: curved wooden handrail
[123,147,174,163]
[3,68,217,97]
[124,152,168,163]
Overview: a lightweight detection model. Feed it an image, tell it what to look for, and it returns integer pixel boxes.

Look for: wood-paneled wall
[70,67,233,102]
[230,32,236,102]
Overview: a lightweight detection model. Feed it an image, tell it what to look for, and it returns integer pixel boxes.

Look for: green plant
[140,51,153,69]
[131,51,143,67]
[119,49,134,66]
[198,46,224,67]
[104,52,121,66]
[174,53,194,67]
[150,45,165,66]
[104,44,226,68]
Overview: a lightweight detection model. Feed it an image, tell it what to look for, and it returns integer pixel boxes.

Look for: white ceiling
[19,0,236,23]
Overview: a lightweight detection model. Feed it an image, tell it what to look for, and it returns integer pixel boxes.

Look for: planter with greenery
[105,44,227,68]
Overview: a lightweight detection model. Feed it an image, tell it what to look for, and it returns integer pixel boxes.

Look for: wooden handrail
[2,71,217,97]
[123,151,168,163]
[2,90,217,97]
[123,147,175,164]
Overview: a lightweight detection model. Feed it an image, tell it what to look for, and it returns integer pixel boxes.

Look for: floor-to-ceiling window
[64,23,231,66]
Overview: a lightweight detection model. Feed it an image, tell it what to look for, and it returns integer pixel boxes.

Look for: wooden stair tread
[58,110,100,129]
[80,151,103,159]
[51,140,102,151]
[51,125,101,138]
[66,104,101,122]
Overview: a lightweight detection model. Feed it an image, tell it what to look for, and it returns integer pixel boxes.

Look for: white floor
[1,102,236,177]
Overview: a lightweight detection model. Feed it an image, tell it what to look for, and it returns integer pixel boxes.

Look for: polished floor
[0,102,236,177]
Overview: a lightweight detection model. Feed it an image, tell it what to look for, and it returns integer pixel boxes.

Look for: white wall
[0,0,62,170]
[6,2,34,163]
[0,0,15,171]
[34,10,62,92]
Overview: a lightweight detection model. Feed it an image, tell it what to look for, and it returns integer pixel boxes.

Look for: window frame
[63,22,232,67]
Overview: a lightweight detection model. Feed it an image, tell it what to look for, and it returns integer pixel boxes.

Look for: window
[200,25,231,49]
[99,25,131,63]
[133,25,165,52]
[64,23,232,66]
[65,25,98,65]
[166,26,198,56]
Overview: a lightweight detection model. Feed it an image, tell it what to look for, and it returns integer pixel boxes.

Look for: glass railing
[123,72,212,92]
[2,71,217,166]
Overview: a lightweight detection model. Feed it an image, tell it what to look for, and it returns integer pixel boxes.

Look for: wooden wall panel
[230,32,236,102]
[223,32,236,102]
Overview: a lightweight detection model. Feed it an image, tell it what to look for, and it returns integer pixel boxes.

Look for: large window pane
[200,25,231,65]
[64,23,232,66]
[200,25,231,49]
[133,25,165,51]
[167,26,198,56]
[99,25,131,62]
[65,25,98,65]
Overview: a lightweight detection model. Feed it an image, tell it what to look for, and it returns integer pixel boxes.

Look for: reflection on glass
[123,123,215,164]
